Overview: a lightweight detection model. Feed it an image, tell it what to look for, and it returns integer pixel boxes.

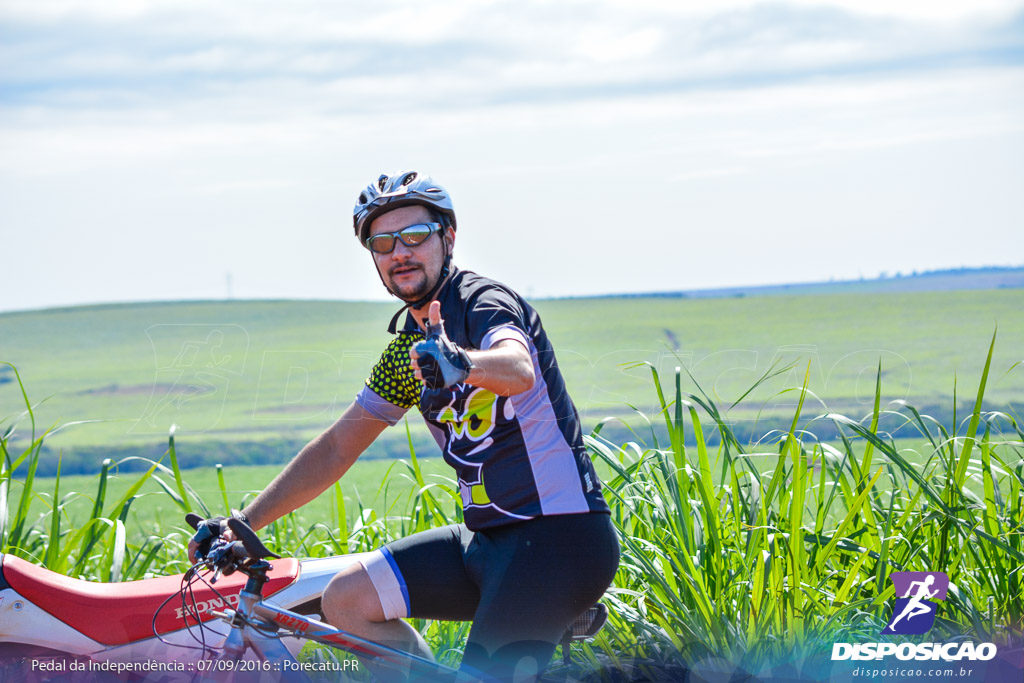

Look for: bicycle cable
[189,567,291,641]
[150,564,225,654]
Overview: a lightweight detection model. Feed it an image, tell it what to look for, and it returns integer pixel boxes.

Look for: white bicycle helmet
[353,171,458,332]
[353,171,456,246]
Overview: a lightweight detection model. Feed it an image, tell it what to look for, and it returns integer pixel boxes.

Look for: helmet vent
[354,171,456,240]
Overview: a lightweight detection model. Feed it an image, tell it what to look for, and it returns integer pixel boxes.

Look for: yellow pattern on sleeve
[365,332,425,409]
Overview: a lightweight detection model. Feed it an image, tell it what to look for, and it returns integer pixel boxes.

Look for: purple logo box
[881,571,949,636]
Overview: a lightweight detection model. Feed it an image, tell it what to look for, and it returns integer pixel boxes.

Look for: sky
[1,0,1022,312]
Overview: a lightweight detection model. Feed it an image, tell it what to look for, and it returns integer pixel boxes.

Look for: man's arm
[462,340,534,396]
[241,401,389,530]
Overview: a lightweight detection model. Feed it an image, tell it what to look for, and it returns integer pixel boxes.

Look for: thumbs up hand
[410,301,475,389]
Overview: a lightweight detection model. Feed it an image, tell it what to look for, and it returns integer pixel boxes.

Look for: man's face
[368,205,453,303]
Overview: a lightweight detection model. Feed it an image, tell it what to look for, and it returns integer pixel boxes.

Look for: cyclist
[189,171,619,681]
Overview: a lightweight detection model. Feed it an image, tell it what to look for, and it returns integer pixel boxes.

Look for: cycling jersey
[355,266,609,530]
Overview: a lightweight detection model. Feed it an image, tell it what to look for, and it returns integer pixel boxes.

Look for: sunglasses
[365,223,443,254]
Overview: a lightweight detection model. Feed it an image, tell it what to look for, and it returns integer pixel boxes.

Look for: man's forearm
[464,339,535,396]
[242,402,388,530]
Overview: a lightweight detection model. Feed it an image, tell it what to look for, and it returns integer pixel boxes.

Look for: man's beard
[388,265,434,303]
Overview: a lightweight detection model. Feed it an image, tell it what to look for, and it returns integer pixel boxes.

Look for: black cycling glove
[187,510,249,560]
[413,320,475,390]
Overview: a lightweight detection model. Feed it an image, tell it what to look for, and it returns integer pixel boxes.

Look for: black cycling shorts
[377,512,619,678]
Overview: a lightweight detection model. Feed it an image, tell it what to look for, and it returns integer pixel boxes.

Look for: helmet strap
[383,231,452,334]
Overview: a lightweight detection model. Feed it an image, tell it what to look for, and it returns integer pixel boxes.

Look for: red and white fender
[0,552,368,663]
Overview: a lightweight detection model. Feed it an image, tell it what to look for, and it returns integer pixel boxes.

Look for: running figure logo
[881,572,949,635]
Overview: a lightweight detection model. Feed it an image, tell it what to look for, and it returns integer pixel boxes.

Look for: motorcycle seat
[1,553,300,646]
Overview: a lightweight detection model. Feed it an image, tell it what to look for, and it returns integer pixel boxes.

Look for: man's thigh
[463,513,619,675]
[383,523,480,621]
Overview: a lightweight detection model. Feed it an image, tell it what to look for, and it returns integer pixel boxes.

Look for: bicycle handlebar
[186,513,279,579]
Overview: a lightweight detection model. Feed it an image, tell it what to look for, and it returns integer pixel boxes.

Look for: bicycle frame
[204,588,460,681]
[1,551,464,681]
[3,517,604,682]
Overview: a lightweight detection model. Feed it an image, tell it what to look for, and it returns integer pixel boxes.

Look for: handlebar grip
[230,542,250,560]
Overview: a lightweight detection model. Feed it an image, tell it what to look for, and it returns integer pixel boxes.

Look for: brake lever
[227,517,281,560]
[185,512,204,530]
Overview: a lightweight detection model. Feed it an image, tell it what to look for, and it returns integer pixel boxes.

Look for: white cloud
[0,0,1022,311]
[4,1,1019,105]
[571,26,665,63]
[797,0,1023,22]
[602,0,1023,22]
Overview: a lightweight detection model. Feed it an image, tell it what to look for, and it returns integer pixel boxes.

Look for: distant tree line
[16,400,1000,478]
[26,432,440,477]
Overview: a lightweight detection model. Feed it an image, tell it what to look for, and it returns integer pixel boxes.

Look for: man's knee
[322,561,386,627]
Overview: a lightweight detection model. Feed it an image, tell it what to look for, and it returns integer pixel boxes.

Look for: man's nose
[390,240,414,260]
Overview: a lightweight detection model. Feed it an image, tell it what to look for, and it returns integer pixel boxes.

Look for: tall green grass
[582,331,1023,677]
[3,334,1022,677]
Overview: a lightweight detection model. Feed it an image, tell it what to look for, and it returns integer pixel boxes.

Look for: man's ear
[445,226,456,251]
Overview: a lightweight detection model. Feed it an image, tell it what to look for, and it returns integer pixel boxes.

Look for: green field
[3,302,1022,674]
[2,290,1022,475]
[14,458,453,568]
[17,434,963,544]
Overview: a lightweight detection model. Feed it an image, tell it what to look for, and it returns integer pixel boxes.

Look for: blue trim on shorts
[380,546,411,617]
